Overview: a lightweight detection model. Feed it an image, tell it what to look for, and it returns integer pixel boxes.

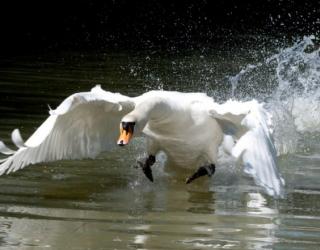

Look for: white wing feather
[210,100,285,197]
[0,85,134,175]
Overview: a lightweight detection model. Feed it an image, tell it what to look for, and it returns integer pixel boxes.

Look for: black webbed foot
[138,155,156,182]
[186,164,215,184]
[142,164,154,182]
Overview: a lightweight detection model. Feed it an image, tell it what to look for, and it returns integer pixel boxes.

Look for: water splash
[228,63,262,98]
[271,35,319,100]
[229,35,320,154]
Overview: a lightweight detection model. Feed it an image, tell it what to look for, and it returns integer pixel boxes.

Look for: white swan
[0,85,284,197]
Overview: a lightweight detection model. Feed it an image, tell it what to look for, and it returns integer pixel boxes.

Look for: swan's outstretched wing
[210,100,285,197]
[0,85,135,175]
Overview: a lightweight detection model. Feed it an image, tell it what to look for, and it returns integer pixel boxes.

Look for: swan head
[117,99,158,146]
[117,110,149,146]
[117,121,136,146]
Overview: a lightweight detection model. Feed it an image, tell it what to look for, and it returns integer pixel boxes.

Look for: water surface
[0,38,320,249]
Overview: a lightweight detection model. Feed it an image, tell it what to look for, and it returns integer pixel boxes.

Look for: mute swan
[0,85,284,197]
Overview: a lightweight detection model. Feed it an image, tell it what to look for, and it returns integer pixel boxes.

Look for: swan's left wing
[209,100,285,198]
[0,85,135,175]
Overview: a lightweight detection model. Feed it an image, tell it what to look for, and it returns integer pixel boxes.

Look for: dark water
[0,40,320,249]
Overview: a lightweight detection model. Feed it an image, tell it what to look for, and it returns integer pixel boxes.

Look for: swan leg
[138,155,156,182]
[185,164,215,184]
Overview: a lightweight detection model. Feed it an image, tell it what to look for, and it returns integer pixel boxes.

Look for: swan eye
[121,122,135,133]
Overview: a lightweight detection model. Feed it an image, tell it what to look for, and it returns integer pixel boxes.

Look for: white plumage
[0,85,284,197]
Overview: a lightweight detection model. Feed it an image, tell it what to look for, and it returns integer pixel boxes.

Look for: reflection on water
[0,47,320,249]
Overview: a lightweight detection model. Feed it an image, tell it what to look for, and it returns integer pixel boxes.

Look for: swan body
[127,91,223,168]
[0,85,285,197]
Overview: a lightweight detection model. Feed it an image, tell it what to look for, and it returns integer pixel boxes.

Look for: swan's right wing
[0,85,135,175]
[209,100,285,198]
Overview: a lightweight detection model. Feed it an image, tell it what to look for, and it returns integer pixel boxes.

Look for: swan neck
[136,97,169,121]
[124,97,170,133]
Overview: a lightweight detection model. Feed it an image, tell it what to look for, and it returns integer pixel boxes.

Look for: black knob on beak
[118,140,125,146]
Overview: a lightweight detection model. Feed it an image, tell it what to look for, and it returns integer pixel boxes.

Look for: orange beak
[117,127,133,146]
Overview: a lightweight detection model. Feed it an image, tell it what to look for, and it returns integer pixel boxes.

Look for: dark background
[0,0,319,54]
